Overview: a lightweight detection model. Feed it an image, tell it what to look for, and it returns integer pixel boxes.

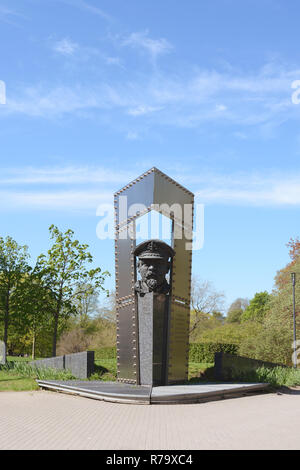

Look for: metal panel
[115,222,137,383]
[167,301,190,383]
[167,233,192,383]
[115,170,155,383]
[115,226,135,299]
[117,302,137,382]
[114,167,194,385]
[115,170,155,228]
[172,235,192,301]
[153,169,193,208]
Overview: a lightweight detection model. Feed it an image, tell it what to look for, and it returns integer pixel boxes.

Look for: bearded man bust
[134,240,175,296]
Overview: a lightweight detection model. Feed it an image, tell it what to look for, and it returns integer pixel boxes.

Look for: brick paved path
[1,389,300,449]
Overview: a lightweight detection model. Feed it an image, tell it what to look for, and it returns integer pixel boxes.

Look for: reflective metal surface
[114,167,194,384]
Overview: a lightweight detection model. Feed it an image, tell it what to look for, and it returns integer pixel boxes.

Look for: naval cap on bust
[134,239,175,260]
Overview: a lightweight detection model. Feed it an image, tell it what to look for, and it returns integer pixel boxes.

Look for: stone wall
[214,352,286,381]
[33,355,65,371]
[31,351,94,379]
[64,351,94,379]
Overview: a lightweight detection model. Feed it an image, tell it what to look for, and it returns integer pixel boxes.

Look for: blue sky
[0,0,300,309]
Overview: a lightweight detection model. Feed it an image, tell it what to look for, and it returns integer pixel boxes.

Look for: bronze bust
[134,240,175,296]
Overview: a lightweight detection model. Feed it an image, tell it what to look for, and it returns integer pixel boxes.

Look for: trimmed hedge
[94,347,116,360]
[189,343,238,363]
[95,343,238,364]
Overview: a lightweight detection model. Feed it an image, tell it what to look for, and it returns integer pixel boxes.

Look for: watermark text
[96,198,204,251]
[0,80,6,105]
[291,80,300,104]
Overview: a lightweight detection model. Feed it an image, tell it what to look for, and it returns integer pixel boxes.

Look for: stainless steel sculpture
[114,167,194,384]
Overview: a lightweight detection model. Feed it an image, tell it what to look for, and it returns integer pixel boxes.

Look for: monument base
[37,380,269,405]
[138,292,169,386]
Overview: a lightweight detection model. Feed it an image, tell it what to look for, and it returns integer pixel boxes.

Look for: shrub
[1,361,76,380]
[189,342,238,363]
[94,344,238,363]
[57,328,92,355]
[231,365,300,387]
[94,347,117,360]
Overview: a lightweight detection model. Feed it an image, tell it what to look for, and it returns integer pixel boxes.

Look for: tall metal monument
[114,167,194,385]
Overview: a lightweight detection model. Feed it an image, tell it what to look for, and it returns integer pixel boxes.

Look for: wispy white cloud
[122,30,173,60]
[1,61,300,131]
[53,38,79,56]
[0,189,111,211]
[57,0,112,21]
[1,166,300,210]
[4,85,109,117]
[0,6,17,16]
[0,166,133,185]
[127,105,163,116]
[50,36,112,65]
[192,172,300,206]
[76,0,111,21]
[233,131,248,140]
[0,5,26,25]
[126,131,139,140]
[105,56,122,66]
[215,104,227,112]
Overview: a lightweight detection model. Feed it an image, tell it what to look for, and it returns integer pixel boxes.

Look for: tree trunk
[52,312,59,357]
[32,330,36,360]
[3,292,9,358]
[52,291,63,357]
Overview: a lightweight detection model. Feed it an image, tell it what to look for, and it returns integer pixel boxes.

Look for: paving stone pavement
[1,389,300,450]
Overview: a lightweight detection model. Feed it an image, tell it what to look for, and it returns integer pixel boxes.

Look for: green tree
[37,225,110,356]
[72,283,100,328]
[199,321,262,347]
[226,308,243,323]
[240,239,300,364]
[87,291,116,348]
[211,311,225,323]
[0,236,31,356]
[190,276,225,340]
[12,267,54,359]
[58,292,117,353]
[226,298,249,324]
[241,291,271,323]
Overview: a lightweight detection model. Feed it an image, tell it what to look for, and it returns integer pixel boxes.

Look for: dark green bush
[189,342,238,363]
[94,347,116,360]
[231,366,300,387]
[94,343,238,363]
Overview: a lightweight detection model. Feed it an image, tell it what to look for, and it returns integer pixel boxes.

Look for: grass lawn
[188,362,215,381]
[0,356,39,391]
[2,355,300,390]
[0,371,39,391]
[0,356,77,391]
[92,359,117,381]
[0,356,215,390]
[6,356,34,362]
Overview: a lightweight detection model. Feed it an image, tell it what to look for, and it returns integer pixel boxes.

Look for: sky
[0,0,300,310]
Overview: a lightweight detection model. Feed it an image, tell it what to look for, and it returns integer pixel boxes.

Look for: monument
[114,167,194,385]
[37,167,269,403]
